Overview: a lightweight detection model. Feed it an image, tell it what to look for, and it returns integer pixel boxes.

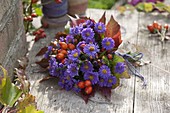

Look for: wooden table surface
[26,9,170,113]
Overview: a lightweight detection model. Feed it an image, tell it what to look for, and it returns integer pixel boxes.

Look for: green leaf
[136,3,145,11]
[155,2,166,11]
[17,104,44,113]
[164,6,170,13]
[110,54,130,78]
[0,66,22,107]
[144,3,153,12]
[102,56,110,67]
[35,8,42,16]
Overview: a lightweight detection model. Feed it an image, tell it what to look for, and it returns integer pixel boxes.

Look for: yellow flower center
[98,26,102,30]
[102,69,107,74]
[73,53,78,57]
[62,79,65,83]
[106,41,110,46]
[108,79,112,83]
[89,46,95,51]
[67,76,70,80]
[84,65,89,69]
[100,79,104,82]
[86,32,90,37]
[89,75,94,80]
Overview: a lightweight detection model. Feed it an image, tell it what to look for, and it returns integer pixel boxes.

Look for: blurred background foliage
[88,0,118,9]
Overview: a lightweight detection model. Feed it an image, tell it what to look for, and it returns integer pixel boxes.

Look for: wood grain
[134,12,170,113]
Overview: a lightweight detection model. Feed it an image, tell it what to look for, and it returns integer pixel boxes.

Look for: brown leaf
[36,47,48,56]
[39,76,55,83]
[17,57,29,69]
[55,32,67,40]
[80,87,96,104]
[36,58,49,68]
[105,15,120,38]
[99,11,106,24]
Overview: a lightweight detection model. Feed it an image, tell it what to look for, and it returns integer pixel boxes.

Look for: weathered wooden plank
[134,12,170,113]
[26,9,139,113]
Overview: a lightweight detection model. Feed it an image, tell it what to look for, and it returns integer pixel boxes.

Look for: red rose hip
[85,86,92,94]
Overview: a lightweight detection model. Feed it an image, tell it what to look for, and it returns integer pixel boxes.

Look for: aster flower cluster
[39,15,130,102]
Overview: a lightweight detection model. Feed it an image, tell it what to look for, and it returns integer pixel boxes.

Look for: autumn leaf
[36,47,48,56]
[105,16,120,38]
[98,11,106,24]
[36,58,49,68]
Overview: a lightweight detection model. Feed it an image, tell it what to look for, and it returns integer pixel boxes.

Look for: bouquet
[36,13,132,103]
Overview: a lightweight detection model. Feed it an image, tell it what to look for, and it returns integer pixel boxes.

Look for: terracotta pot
[68,0,88,16]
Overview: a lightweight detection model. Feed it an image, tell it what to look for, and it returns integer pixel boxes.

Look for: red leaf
[105,15,120,38]
[80,87,96,104]
[99,11,106,24]
[36,58,49,68]
[98,87,112,101]
[105,16,122,48]
[36,47,48,56]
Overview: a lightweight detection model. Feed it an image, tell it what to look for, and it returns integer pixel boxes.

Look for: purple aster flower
[68,49,80,61]
[81,28,94,41]
[70,26,81,36]
[59,36,65,42]
[99,65,111,78]
[129,0,142,6]
[58,77,66,89]
[80,61,94,73]
[115,62,125,74]
[76,41,86,51]
[98,77,108,87]
[85,19,94,28]
[44,46,52,59]
[83,43,99,58]
[102,37,115,50]
[72,80,81,93]
[49,58,60,77]
[67,63,79,77]
[94,22,106,34]
[84,71,99,85]
[66,35,74,44]
[106,76,117,87]
[63,71,74,85]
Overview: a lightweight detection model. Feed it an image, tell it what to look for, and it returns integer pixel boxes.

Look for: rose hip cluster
[33,28,46,42]
[147,21,169,33]
[24,13,37,22]
[78,80,92,94]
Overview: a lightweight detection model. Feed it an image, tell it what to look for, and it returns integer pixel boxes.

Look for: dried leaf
[18,57,29,69]
[105,16,121,48]
[39,76,55,83]
[80,87,96,104]
[36,58,49,68]
[99,11,106,24]
[17,94,35,110]
[36,47,48,56]
[55,32,67,40]
[105,16,120,38]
